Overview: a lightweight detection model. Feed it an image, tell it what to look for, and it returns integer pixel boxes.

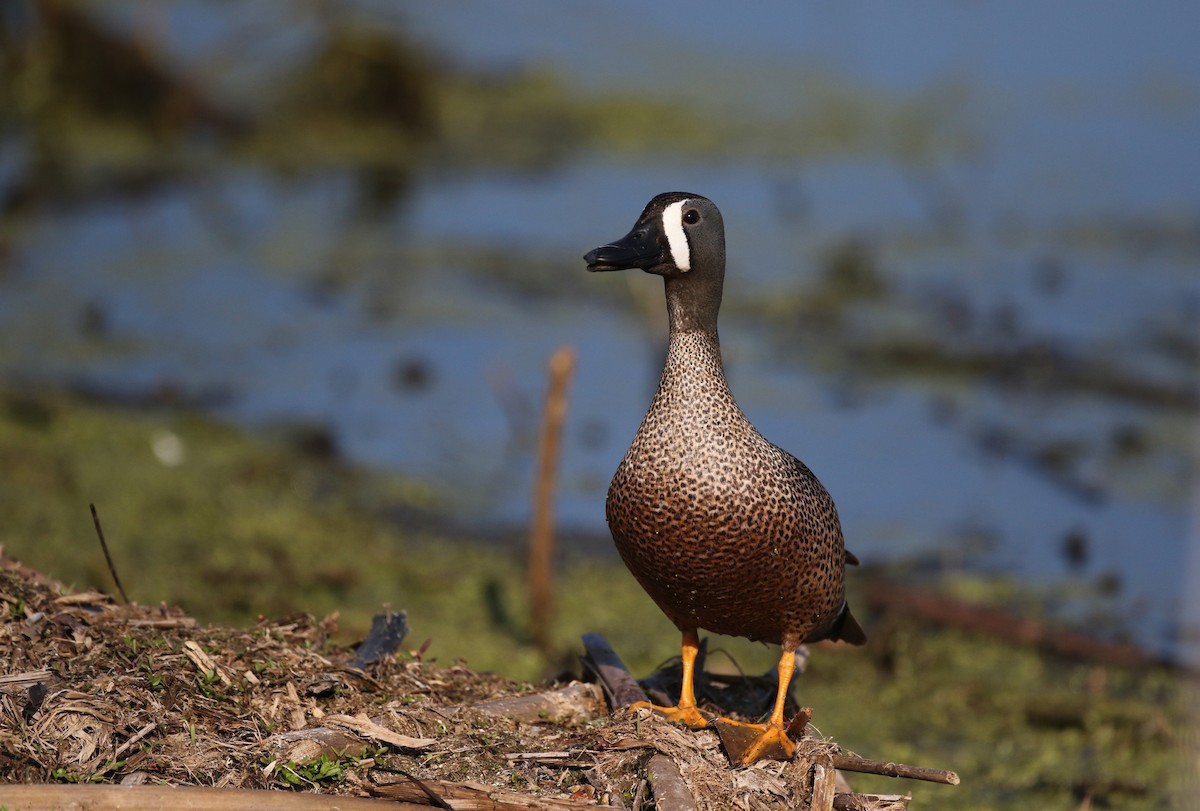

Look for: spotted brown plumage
[585,192,865,765]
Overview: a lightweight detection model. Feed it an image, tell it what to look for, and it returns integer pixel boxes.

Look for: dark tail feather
[831,603,867,645]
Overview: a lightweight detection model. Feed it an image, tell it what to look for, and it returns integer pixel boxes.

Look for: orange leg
[715,648,800,765]
[630,628,711,728]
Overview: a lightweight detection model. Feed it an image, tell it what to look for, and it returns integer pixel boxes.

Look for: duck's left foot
[630,700,711,729]
[714,707,812,765]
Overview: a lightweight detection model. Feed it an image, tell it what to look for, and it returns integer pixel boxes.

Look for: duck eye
[683,209,700,225]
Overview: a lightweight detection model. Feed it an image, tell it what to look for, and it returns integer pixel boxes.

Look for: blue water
[1,1,1197,661]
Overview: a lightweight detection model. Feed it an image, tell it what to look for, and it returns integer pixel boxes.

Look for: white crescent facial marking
[662,199,691,272]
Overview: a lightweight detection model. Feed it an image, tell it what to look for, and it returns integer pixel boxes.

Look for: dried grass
[0,550,850,808]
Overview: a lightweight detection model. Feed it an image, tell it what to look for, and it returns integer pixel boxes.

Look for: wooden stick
[0,784,429,810]
[630,778,647,811]
[373,768,455,810]
[124,617,197,628]
[323,713,436,750]
[529,346,577,655]
[646,754,697,811]
[831,754,959,786]
[89,503,129,604]
[0,669,53,689]
[582,636,699,809]
[370,770,610,809]
[580,633,651,708]
[113,722,157,758]
[812,760,845,811]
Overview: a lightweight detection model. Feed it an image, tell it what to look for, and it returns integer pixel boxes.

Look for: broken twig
[581,633,651,708]
[370,770,604,809]
[647,754,697,811]
[831,754,959,786]
[530,345,577,655]
[811,761,838,811]
[89,503,129,604]
[322,713,437,750]
[0,785,422,811]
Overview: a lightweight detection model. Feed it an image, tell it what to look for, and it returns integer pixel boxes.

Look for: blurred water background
[0,1,1197,661]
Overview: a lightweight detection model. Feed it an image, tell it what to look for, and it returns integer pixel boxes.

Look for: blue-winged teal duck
[585,192,865,765]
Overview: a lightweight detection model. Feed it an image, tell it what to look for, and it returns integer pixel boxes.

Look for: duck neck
[656,314,733,407]
[664,274,723,335]
[662,325,723,375]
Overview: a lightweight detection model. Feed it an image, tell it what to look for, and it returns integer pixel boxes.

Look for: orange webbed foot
[630,700,711,729]
[713,718,795,765]
[714,707,812,765]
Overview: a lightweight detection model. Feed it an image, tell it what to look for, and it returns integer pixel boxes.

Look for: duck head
[585,192,726,332]
[585,192,724,276]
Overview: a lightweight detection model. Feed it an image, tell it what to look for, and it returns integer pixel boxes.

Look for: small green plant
[195,669,224,700]
[122,633,139,654]
[267,752,369,788]
[51,760,125,783]
[140,656,164,691]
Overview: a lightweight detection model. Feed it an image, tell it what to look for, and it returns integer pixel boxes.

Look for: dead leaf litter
[0,551,864,809]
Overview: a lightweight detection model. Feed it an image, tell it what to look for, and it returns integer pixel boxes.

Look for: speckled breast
[605,426,848,648]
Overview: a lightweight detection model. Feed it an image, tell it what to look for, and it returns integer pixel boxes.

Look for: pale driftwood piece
[506,751,574,761]
[53,590,113,606]
[182,639,232,686]
[265,714,436,765]
[113,721,157,757]
[474,681,605,724]
[505,751,593,768]
[0,784,430,810]
[124,617,197,628]
[831,754,959,786]
[0,668,53,689]
[370,770,615,809]
[323,713,437,749]
[580,633,651,708]
[646,754,697,811]
[834,792,912,810]
[811,760,838,811]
